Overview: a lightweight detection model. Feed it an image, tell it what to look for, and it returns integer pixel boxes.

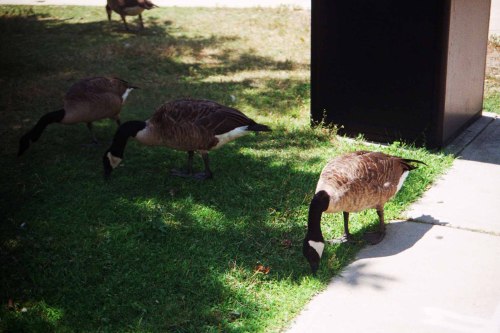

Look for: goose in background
[106,0,158,31]
[303,151,425,273]
[18,77,138,156]
[103,98,271,180]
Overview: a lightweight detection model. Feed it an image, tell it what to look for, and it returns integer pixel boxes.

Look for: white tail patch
[308,240,325,258]
[122,88,134,103]
[107,152,122,169]
[214,126,249,149]
[396,170,410,193]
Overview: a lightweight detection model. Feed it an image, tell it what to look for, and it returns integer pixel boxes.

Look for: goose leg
[171,151,194,177]
[138,14,144,29]
[120,15,130,31]
[327,211,354,244]
[171,151,213,180]
[83,122,99,145]
[193,151,213,180]
[106,5,112,21]
[342,211,353,241]
[363,206,386,245]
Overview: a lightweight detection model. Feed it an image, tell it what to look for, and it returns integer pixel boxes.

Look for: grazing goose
[106,0,157,31]
[303,151,425,273]
[103,98,271,180]
[18,77,138,156]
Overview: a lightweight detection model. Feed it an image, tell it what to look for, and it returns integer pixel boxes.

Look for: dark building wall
[311,0,490,148]
[441,0,490,141]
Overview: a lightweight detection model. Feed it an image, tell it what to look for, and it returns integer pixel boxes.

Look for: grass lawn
[484,36,500,114]
[0,5,454,332]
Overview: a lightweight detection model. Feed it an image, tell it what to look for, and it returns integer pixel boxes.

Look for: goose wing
[337,152,416,185]
[65,77,132,100]
[138,0,157,9]
[154,99,256,135]
[63,77,127,123]
[110,0,155,10]
[318,151,423,211]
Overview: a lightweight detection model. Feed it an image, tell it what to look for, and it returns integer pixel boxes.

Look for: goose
[303,151,425,273]
[103,98,271,180]
[18,77,138,156]
[106,0,157,31]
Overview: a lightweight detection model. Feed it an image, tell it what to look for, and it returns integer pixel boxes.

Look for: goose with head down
[103,98,271,180]
[106,0,157,31]
[303,151,425,273]
[18,76,138,156]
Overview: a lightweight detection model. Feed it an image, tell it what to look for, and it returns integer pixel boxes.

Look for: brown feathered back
[144,99,262,151]
[62,77,133,124]
[316,151,419,213]
[107,0,156,14]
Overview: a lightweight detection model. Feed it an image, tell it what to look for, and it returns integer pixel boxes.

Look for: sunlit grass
[484,38,500,114]
[0,5,453,332]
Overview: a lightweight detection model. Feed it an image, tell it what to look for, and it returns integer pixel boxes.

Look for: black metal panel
[311,0,446,147]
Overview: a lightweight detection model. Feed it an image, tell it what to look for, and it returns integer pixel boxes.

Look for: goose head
[303,237,325,274]
[303,190,330,274]
[103,120,146,179]
[103,150,123,178]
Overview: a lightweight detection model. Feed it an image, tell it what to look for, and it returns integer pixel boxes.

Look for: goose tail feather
[247,123,271,132]
[401,158,427,166]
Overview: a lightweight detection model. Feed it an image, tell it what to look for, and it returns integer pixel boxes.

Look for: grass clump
[0,5,453,332]
[484,35,500,114]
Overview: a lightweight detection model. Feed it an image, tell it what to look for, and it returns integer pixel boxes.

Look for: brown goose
[303,151,425,273]
[18,77,138,156]
[103,98,271,180]
[106,0,157,31]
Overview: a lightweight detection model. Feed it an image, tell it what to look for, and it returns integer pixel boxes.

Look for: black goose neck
[110,120,146,157]
[306,190,330,242]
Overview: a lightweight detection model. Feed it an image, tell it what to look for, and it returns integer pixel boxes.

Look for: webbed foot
[363,231,385,245]
[171,169,213,180]
[326,234,354,244]
[170,168,192,178]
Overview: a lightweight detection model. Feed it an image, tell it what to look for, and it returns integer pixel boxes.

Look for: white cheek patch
[308,240,325,258]
[214,126,249,149]
[121,88,134,103]
[107,152,122,169]
[396,170,410,193]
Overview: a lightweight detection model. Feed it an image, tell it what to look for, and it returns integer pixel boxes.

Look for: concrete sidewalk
[287,113,500,333]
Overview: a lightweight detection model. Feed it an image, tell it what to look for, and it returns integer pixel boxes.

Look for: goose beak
[303,239,324,275]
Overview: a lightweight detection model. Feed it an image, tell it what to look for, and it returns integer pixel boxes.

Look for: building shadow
[446,114,500,166]
[333,220,436,290]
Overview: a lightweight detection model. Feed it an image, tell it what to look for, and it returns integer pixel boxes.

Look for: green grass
[0,5,453,332]
[483,92,500,114]
[484,36,500,114]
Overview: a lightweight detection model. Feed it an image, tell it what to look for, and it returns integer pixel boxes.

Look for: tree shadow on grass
[2,122,413,331]
[1,137,354,332]
[0,7,309,144]
[0,7,318,332]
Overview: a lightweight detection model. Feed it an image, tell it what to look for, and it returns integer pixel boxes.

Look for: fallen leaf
[255,264,270,274]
